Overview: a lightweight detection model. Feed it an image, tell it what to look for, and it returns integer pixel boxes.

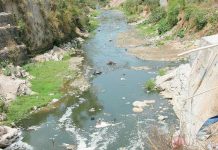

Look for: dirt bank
[117,29,196,61]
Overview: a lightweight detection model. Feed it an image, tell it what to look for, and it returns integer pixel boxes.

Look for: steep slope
[0,0,100,63]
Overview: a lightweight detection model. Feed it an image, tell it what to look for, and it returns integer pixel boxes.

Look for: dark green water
[8,10,178,150]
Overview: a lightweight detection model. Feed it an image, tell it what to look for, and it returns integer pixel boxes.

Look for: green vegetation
[148,7,166,24]
[158,68,166,76]
[120,0,159,22]
[122,0,218,38]
[88,10,100,32]
[6,59,76,123]
[137,23,158,37]
[17,19,26,33]
[2,66,12,76]
[0,97,7,113]
[177,29,185,38]
[145,79,156,92]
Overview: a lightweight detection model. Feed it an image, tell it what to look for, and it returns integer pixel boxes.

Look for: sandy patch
[117,29,196,61]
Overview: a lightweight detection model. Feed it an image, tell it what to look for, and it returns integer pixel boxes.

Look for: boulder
[0,75,31,100]
[158,115,168,121]
[0,113,6,122]
[63,143,77,150]
[107,61,116,66]
[132,107,143,113]
[0,126,20,148]
[132,100,155,108]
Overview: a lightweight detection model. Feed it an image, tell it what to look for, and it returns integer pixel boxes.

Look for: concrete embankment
[156,34,218,148]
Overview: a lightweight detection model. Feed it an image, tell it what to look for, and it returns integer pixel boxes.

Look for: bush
[167,6,180,27]
[121,0,159,16]
[158,19,171,35]
[149,7,167,23]
[0,60,9,68]
[17,19,26,33]
[177,29,185,38]
[184,5,196,21]
[3,66,12,76]
[0,97,7,113]
[158,68,166,76]
[194,11,207,30]
[145,79,156,92]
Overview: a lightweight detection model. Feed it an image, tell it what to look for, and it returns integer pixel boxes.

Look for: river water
[13,10,178,150]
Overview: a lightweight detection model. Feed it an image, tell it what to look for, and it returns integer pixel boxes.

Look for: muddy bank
[117,29,197,61]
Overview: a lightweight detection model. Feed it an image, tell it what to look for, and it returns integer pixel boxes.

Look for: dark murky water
[12,10,178,150]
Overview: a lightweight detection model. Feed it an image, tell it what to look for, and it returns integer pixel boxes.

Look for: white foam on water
[66,124,118,150]
[5,133,33,150]
[59,106,73,125]
[58,100,122,150]
[59,98,87,126]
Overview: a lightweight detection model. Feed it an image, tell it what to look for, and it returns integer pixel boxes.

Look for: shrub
[194,11,207,30]
[17,19,26,33]
[121,0,159,16]
[177,29,185,38]
[158,19,171,35]
[3,66,12,76]
[167,6,180,27]
[184,5,196,21]
[0,60,9,68]
[158,68,166,76]
[149,7,167,23]
[145,79,156,92]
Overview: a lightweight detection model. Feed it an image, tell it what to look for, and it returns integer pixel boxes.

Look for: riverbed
[11,10,178,150]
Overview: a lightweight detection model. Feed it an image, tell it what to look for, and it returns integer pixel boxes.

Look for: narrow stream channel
[13,10,178,150]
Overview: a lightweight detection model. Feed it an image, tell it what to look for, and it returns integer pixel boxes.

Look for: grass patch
[87,10,101,32]
[145,79,156,92]
[158,68,166,76]
[6,59,76,123]
[137,22,158,37]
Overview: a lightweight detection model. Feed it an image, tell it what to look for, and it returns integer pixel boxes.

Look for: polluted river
[14,10,178,150]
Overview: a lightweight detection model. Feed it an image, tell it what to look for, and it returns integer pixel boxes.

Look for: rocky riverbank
[155,34,218,148]
[0,36,91,148]
[0,126,20,149]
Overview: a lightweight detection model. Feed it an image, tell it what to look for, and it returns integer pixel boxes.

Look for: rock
[93,70,102,75]
[158,115,168,121]
[107,61,116,66]
[75,27,89,38]
[0,126,20,148]
[0,75,31,100]
[132,107,143,113]
[132,100,155,108]
[0,113,6,122]
[51,99,59,104]
[27,126,41,131]
[89,108,95,112]
[120,77,126,81]
[133,101,149,108]
[63,143,77,150]
[17,83,32,96]
[32,106,37,111]
[131,66,150,71]
[76,37,85,44]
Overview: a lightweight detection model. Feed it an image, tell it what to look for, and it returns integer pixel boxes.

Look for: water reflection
[19,90,103,129]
